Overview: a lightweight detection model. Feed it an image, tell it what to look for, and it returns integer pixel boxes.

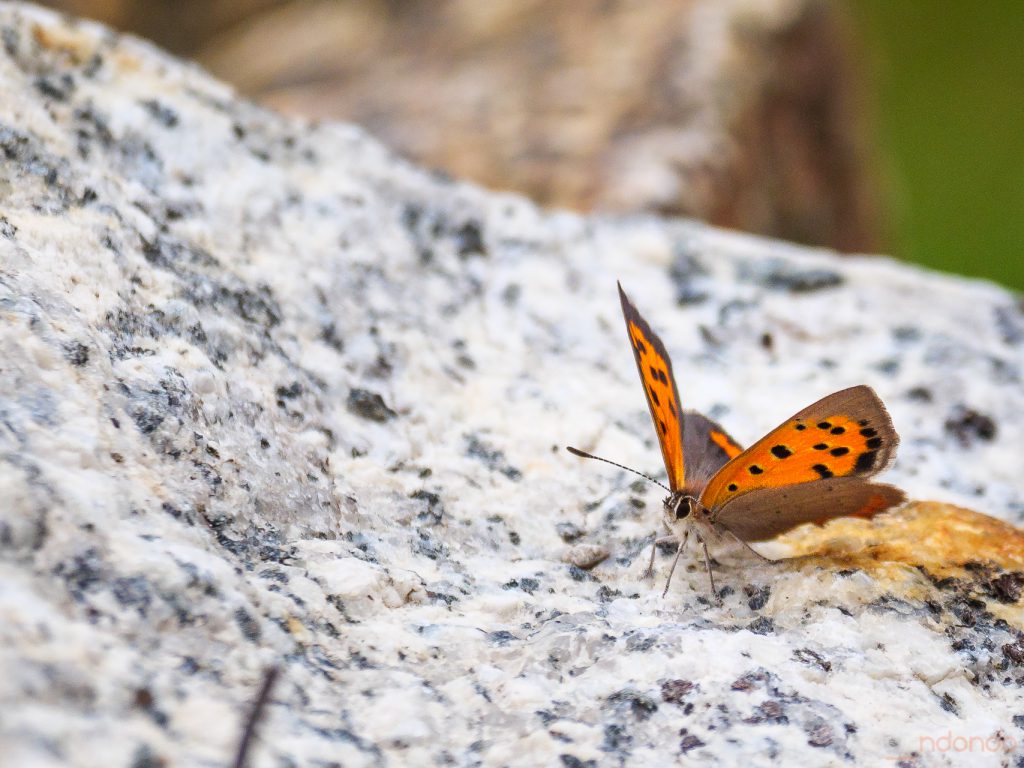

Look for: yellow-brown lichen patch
[779,501,1024,575]
[776,501,1024,625]
[31,22,97,66]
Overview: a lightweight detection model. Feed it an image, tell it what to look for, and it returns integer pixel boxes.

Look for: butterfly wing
[618,283,686,491]
[683,410,743,491]
[713,477,905,541]
[700,385,900,514]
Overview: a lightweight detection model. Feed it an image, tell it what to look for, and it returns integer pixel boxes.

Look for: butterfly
[568,283,906,599]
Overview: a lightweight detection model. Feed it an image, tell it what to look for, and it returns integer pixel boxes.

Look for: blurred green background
[852,2,1024,290]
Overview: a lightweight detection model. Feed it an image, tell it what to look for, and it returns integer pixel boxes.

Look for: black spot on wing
[865,437,883,449]
[728,483,738,492]
[812,464,833,479]
[647,384,660,407]
[817,421,832,430]
[659,419,668,435]
[860,427,877,437]
[830,426,846,435]
[794,422,807,431]
[830,447,850,457]
[748,465,764,475]
[770,445,792,459]
[854,451,877,472]
[813,443,828,451]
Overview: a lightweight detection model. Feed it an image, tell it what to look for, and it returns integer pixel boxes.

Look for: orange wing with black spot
[619,283,686,491]
[700,385,900,512]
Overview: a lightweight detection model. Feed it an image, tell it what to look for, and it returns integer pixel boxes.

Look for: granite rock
[0,4,1023,767]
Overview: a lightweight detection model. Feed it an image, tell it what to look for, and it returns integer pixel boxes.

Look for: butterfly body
[571,284,906,599]
[657,411,738,546]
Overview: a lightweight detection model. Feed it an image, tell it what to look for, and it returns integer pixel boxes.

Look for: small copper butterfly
[569,283,905,599]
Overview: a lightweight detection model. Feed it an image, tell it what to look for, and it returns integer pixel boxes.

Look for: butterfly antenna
[565,446,672,493]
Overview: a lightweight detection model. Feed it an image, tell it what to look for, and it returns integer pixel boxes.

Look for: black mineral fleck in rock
[944,406,997,447]
[567,565,596,582]
[669,251,710,305]
[607,689,658,720]
[347,388,397,422]
[559,756,596,768]
[488,630,517,646]
[995,303,1024,345]
[555,522,584,542]
[744,584,771,611]
[746,616,775,635]
[502,577,539,594]
[747,699,787,724]
[465,434,521,480]
[234,607,261,642]
[793,648,832,672]
[906,386,933,403]
[806,723,833,747]
[626,634,656,653]
[938,692,959,714]
[660,679,695,704]
[63,340,90,366]
[35,73,74,101]
[739,259,844,293]
[410,489,443,524]
[1003,640,1024,664]
[454,220,486,258]
[139,99,179,128]
[130,745,163,768]
[990,573,1024,604]
[112,577,151,614]
[601,723,631,752]
[680,733,706,753]
[276,382,303,401]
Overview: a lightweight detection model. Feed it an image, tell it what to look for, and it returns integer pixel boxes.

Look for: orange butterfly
[569,283,905,598]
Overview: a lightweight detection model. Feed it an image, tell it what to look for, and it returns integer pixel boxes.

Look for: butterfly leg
[700,538,720,604]
[643,533,678,580]
[660,529,689,597]
[715,524,773,563]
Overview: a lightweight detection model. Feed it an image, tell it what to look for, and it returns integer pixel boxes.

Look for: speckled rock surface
[1,4,1023,767]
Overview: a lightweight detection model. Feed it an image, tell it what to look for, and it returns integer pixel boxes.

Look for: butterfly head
[663,491,707,532]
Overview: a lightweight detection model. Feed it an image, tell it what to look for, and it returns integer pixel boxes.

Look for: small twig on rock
[232,665,280,768]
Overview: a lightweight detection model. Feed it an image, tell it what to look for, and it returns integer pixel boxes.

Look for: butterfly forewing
[700,385,899,511]
[618,283,686,491]
[712,477,906,542]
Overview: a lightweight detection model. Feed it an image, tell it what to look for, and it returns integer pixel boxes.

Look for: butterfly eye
[670,496,689,520]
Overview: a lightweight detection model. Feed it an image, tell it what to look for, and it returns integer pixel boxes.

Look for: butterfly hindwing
[712,477,906,542]
[700,385,899,512]
[618,283,686,491]
[683,410,743,492]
